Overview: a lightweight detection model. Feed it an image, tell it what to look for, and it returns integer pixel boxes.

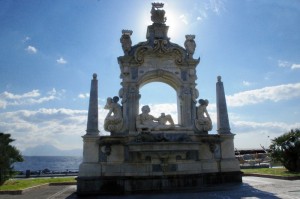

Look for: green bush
[0,132,23,185]
[270,128,300,172]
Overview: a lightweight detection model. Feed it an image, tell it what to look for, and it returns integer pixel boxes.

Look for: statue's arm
[106,109,113,118]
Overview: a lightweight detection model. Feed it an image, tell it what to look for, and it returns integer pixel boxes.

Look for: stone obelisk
[86,73,99,135]
[216,76,231,134]
[78,73,100,178]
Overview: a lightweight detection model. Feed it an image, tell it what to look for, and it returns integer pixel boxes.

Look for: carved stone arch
[137,69,183,91]
[136,69,184,126]
[118,10,200,134]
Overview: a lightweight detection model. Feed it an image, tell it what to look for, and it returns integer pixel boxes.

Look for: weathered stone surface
[78,3,241,195]
[216,76,231,134]
[86,74,99,135]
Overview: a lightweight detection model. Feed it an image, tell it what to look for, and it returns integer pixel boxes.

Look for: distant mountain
[23,144,82,156]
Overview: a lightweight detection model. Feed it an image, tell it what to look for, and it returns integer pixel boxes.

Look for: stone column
[179,86,193,127]
[216,76,231,134]
[127,84,140,134]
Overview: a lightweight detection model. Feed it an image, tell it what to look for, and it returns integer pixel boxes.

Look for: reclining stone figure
[136,105,174,132]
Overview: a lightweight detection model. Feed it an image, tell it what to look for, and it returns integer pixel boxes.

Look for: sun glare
[164,4,186,43]
[135,3,187,44]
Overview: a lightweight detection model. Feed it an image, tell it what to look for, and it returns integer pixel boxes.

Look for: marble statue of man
[136,105,175,132]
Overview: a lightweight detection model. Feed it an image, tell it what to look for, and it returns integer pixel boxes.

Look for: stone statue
[158,113,175,127]
[151,3,166,24]
[136,105,174,132]
[120,30,133,55]
[104,96,123,132]
[184,35,196,59]
[195,99,212,132]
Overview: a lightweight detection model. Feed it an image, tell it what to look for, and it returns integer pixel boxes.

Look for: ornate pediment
[133,39,186,65]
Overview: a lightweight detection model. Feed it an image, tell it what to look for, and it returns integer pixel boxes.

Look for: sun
[163,4,186,43]
[135,2,187,44]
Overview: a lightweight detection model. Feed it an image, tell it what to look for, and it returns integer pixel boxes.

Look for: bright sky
[0,0,300,154]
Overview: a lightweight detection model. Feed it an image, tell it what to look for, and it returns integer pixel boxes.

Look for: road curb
[49,182,76,186]
[243,173,300,180]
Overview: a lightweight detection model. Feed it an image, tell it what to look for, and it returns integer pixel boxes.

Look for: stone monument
[77,3,241,195]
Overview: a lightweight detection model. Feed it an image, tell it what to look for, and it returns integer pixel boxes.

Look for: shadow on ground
[66,183,279,199]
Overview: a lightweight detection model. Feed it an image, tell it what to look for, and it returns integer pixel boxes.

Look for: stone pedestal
[78,135,101,177]
[77,133,242,195]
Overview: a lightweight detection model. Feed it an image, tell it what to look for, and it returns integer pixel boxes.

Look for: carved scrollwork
[153,39,168,54]
[172,48,184,64]
[135,46,151,64]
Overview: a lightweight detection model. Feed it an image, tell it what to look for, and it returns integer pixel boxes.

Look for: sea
[13,156,82,172]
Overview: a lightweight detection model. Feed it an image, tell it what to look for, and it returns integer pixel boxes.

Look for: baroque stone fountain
[77,3,241,195]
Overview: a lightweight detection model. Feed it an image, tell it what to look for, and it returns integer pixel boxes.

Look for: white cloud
[179,14,188,25]
[278,60,300,70]
[2,101,297,151]
[232,120,300,149]
[56,57,67,64]
[78,93,89,99]
[242,81,251,87]
[0,108,88,151]
[209,0,226,15]
[0,89,64,109]
[227,83,300,107]
[25,45,37,54]
[291,64,300,70]
[278,60,289,68]
[143,103,178,123]
[22,36,31,43]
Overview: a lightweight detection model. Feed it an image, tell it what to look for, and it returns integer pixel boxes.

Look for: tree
[0,132,23,185]
[270,128,300,172]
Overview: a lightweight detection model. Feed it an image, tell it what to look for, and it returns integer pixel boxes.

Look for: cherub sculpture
[195,99,212,132]
[104,96,123,132]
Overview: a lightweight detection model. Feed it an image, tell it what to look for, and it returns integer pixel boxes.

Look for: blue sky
[0,0,299,154]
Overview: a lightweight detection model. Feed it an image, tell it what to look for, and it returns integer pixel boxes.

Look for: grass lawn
[242,167,300,177]
[0,177,76,191]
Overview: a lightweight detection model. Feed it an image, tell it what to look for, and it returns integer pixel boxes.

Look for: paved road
[1,177,300,199]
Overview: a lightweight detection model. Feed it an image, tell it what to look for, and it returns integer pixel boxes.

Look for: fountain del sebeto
[77,3,242,195]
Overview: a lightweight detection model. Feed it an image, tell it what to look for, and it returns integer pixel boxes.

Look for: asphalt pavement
[0,176,300,199]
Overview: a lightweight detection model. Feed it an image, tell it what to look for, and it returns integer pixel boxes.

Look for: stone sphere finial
[217,76,222,82]
[93,73,97,79]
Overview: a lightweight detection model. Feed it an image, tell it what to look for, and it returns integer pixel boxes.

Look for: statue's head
[199,99,209,106]
[205,99,209,105]
[199,99,205,105]
[104,97,113,109]
[106,97,113,104]
[113,96,119,103]
[141,105,150,114]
